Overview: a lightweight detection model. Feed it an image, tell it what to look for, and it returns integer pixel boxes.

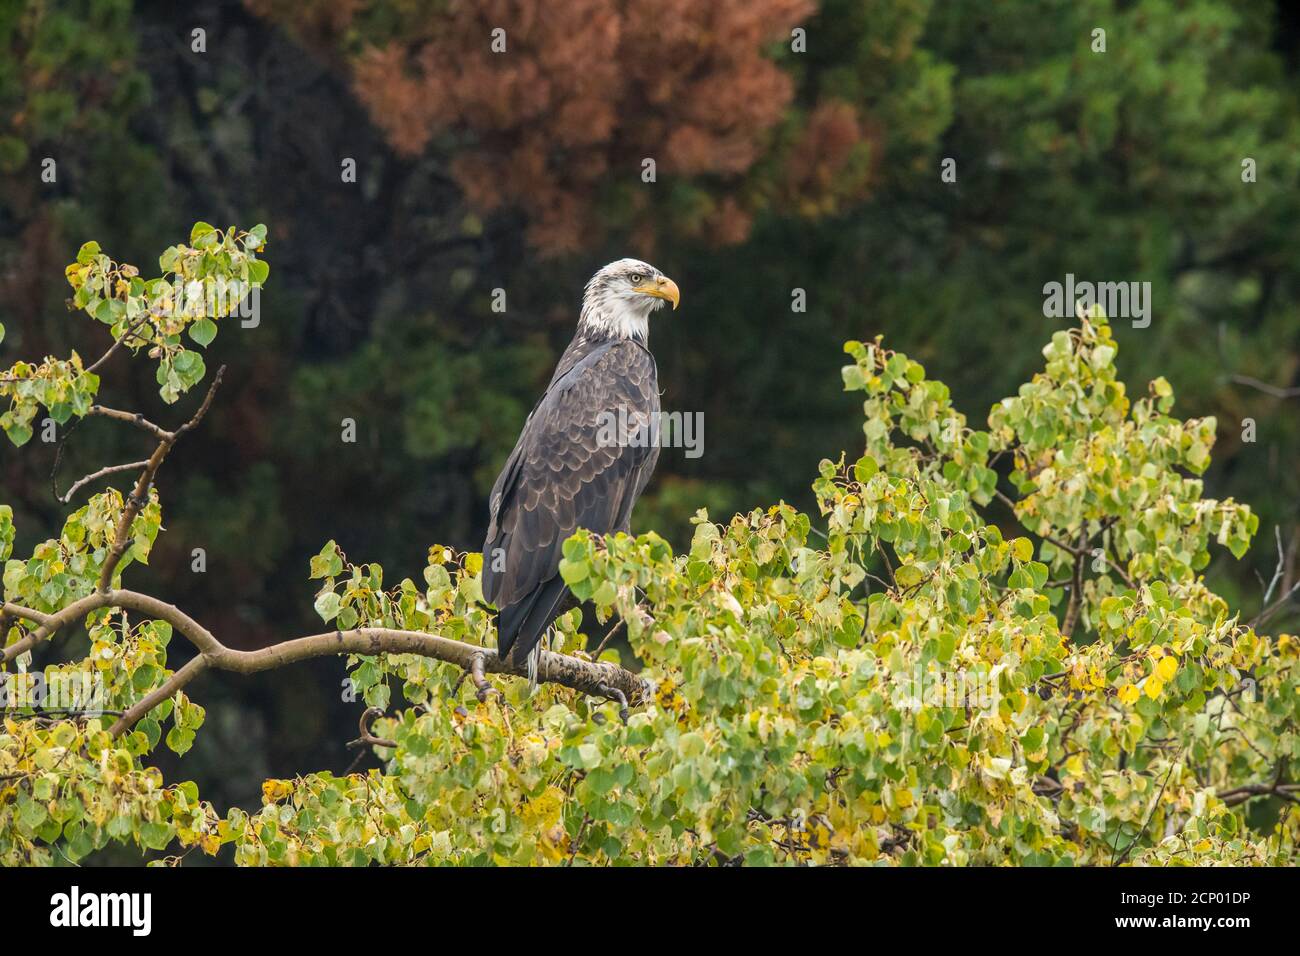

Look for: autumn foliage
[249,0,875,253]
[4,224,1297,865]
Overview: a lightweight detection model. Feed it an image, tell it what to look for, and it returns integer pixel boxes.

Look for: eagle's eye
[629,273,644,285]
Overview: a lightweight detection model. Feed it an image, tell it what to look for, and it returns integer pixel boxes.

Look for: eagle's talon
[596,684,629,723]
[469,652,498,703]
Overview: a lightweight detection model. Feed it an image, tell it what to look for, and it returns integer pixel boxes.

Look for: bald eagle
[482,259,680,669]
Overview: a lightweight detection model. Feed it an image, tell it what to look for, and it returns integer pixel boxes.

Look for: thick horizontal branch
[1,588,650,736]
[2,591,121,661]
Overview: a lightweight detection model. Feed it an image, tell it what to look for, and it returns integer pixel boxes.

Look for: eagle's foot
[595,684,629,723]
[469,652,499,704]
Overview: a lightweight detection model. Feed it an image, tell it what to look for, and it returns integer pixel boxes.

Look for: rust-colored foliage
[781,99,878,218]
[247,0,880,254]
[353,0,816,251]
[325,0,822,252]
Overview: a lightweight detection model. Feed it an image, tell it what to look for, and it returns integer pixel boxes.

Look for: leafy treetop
[0,227,1295,866]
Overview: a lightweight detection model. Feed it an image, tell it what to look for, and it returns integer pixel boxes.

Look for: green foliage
[3,489,161,609]
[6,223,1292,865]
[1,223,269,447]
[191,310,1300,864]
[1,718,216,865]
[664,0,1300,615]
[9,8,1296,800]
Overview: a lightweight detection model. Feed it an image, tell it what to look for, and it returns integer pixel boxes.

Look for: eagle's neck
[578,288,654,343]
[549,325,646,389]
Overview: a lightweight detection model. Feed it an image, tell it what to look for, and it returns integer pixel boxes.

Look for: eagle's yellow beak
[634,275,680,310]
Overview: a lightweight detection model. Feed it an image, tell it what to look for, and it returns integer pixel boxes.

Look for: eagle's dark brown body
[482,331,661,664]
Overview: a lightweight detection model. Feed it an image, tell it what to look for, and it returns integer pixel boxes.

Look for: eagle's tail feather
[496,575,569,668]
[526,640,542,693]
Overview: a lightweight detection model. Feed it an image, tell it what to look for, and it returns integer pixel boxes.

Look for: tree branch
[2,587,650,736]
[86,406,171,441]
[1249,526,1300,630]
[1250,579,1300,631]
[97,366,226,592]
[1061,531,1085,639]
[1217,783,1300,807]
[109,656,208,734]
[56,459,151,505]
[1229,373,1300,399]
[346,707,397,751]
[83,314,156,376]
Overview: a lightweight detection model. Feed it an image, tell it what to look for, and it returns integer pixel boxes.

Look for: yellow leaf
[1118,682,1139,705]
[261,779,294,803]
[1155,656,1177,682]
[1144,677,1164,699]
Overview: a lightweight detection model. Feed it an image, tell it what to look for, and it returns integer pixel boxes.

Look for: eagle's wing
[482,340,660,660]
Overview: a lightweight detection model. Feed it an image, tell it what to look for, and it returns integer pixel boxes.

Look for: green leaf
[189,317,218,348]
[314,590,341,622]
[894,564,924,588]
[166,725,196,756]
[558,558,588,585]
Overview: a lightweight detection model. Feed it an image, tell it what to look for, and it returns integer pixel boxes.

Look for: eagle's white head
[579,258,680,342]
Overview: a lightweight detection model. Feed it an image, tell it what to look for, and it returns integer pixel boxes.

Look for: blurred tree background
[2,0,1298,824]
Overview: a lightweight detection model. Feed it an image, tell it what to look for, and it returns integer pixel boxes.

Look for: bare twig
[1103,544,1137,590]
[996,490,1081,556]
[1061,531,1086,638]
[56,460,151,505]
[1262,526,1285,606]
[1250,580,1300,631]
[1230,373,1300,399]
[590,617,626,660]
[84,314,156,376]
[568,814,591,866]
[97,366,226,592]
[1114,752,1183,865]
[874,541,896,586]
[1218,784,1300,807]
[1247,525,1300,632]
[346,707,397,751]
[1218,762,1299,808]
